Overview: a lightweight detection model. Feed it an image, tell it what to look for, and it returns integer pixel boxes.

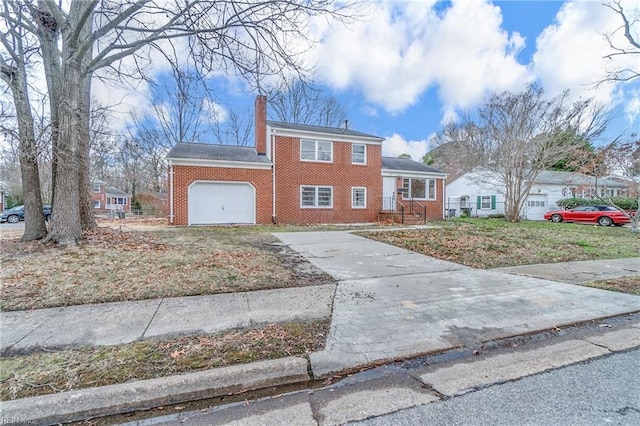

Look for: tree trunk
[48,59,83,245]
[16,93,47,241]
[2,59,47,241]
[78,18,96,230]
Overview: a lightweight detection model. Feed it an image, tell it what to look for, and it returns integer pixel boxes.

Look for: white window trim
[300,139,333,163]
[402,178,437,200]
[481,195,492,210]
[351,187,367,209]
[351,143,367,165]
[93,200,101,208]
[300,185,334,208]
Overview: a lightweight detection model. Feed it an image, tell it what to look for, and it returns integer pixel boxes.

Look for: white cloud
[310,0,531,116]
[625,91,640,124]
[203,99,229,123]
[533,0,640,111]
[382,133,430,160]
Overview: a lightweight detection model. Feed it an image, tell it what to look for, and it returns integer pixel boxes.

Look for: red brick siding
[273,136,382,224]
[171,165,272,225]
[255,96,267,155]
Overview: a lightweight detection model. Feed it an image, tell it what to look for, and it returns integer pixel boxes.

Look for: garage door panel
[525,194,548,221]
[188,182,255,225]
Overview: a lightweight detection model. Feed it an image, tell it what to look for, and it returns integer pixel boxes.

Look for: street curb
[0,356,310,425]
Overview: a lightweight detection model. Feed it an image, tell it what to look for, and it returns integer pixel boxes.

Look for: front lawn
[1,319,329,400]
[0,224,335,311]
[362,218,639,269]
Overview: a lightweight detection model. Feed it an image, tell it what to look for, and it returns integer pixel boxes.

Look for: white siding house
[446,168,628,220]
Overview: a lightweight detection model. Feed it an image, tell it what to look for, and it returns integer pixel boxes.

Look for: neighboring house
[446,167,629,220]
[607,176,639,198]
[91,180,132,214]
[167,96,447,225]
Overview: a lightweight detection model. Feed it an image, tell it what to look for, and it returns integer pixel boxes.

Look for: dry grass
[0,320,329,400]
[362,218,640,269]
[0,223,334,311]
[583,276,640,296]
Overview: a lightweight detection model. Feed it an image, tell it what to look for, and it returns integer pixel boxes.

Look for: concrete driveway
[274,231,640,377]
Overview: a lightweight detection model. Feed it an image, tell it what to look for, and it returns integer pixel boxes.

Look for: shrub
[556,197,638,210]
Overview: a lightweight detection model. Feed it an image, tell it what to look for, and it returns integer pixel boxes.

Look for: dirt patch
[1,320,329,401]
[0,226,335,311]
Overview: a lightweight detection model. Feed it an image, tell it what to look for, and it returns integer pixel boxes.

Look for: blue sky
[95,0,640,160]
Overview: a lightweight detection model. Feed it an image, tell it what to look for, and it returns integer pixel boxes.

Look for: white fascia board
[381,168,448,179]
[168,158,272,170]
[268,125,384,145]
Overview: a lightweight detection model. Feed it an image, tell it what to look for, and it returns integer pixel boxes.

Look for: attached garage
[524,194,548,221]
[188,181,256,225]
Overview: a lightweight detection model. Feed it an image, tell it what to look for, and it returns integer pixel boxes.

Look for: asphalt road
[0,221,24,231]
[355,348,640,426]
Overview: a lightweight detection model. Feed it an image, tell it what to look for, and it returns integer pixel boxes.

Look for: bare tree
[4,0,356,245]
[268,78,347,126]
[429,120,491,180]
[603,0,640,83]
[605,137,640,232]
[0,1,47,241]
[210,106,255,146]
[442,85,609,222]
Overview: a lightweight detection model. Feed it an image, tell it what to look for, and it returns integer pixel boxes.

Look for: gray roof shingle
[382,156,445,174]
[535,170,626,187]
[167,143,271,163]
[267,120,384,141]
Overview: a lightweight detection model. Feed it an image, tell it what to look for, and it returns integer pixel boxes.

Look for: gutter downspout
[271,130,277,223]
[442,176,447,219]
[169,160,174,224]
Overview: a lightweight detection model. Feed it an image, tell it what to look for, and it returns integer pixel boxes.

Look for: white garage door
[524,194,548,221]
[188,181,255,225]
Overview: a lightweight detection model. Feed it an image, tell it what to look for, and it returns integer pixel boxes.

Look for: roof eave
[168,157,272,169]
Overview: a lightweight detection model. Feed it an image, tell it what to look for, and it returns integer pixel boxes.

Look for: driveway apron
[274,231,640,377]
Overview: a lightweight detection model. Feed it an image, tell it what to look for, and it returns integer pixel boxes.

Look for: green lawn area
[362,218,640,269]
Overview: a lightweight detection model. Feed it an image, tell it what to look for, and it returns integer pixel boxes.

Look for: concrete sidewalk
[274,231,640,377]
[1,284,335,354]
[495,257,640,284]
[2,230,639,424]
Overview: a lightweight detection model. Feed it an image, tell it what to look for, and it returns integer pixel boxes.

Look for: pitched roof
[106,187,130,197]
[167,142,271,163]
[381,156,445,174]
[267,120,384,141]
[534,170,627,188]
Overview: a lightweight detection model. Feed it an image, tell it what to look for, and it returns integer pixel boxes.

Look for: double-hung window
[351,187,366,208]
[301,186,333,208]
[351,144,366,164]
[401,178,436,200]
[301,139,332,162]
[478,195,496,210]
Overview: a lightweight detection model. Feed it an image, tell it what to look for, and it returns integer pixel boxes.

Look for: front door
[382,177,396,211]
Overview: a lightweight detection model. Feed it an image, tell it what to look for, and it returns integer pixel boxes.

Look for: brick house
[167,96,447,225]
[91,180,132,214]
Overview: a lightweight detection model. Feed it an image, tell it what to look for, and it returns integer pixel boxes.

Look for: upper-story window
[93,184,101,193]
[352,144,366,164]
[301,139,332,162]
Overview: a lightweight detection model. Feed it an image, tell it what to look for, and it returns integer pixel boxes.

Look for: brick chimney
[255,95,267,155]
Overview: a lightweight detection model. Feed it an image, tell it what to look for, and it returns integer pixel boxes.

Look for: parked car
[543,205,631,227]
[0,204,52,223]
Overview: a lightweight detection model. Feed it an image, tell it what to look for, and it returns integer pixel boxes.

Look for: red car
[544,205,631,227]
